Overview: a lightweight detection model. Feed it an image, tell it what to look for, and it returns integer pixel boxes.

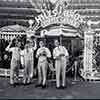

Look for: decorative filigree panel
[84,33,93,73]
[92,35,100,72]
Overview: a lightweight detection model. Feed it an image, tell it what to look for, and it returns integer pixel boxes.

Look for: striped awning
[0,24,27,32]
[44,28,82,37]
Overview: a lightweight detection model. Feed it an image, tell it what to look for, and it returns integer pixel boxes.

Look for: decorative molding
[84,32,93,75]
[0,32,26,35]
[70,3,100,6]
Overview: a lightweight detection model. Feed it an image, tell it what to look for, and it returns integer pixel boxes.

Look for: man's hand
[42,51,47,55]
[9,40,13,45]
[34,38,37,41]
[38,53,42,58]
[55,56,60,60]
[10,37,15,45]
[59,53,65,57]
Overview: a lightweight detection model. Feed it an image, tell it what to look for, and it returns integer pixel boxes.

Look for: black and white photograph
[0,0,100,99]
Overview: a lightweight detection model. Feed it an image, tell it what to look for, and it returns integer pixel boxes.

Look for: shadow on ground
[0,77,100,99]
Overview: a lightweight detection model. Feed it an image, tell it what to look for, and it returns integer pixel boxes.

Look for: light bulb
[28,19,34,25]
[49,0,58,4]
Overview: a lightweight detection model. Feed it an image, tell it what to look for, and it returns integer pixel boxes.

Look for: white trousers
[10,59,20,84]
[23,60,33,84]
[55,57,66,87]
[37,60,48,85]
[21,56,34,79]
[30,59,34,79]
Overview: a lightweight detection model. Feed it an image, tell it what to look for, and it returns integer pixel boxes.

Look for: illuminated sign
[36,10,83,28]
[35,0,83,28]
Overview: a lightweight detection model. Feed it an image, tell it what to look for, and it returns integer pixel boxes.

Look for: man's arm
[46,48,51,58]
[63,47,69,64]
[5,41,13,52]
[53,48,56,59]
[63,46,69,57]
[33,39,37,50]
[20,50,25,67]
[36,49,40,58]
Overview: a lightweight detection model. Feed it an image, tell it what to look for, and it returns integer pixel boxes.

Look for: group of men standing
[5,37,69,89]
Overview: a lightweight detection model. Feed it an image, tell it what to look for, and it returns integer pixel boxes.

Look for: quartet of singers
[5,37,69,89]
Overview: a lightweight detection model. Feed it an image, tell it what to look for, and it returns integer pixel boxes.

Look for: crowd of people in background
[0,35,26,69]
[0,38,10,69]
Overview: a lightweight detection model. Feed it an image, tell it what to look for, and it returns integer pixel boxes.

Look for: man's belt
[59,54,65,57]
[39,53,47,57]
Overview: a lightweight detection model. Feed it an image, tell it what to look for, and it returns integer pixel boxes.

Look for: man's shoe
[35,84,42,87]
[61,86,67,89]
[23,82,29,86]
[27,79,31,85]
[10,83,16,88]
[42,84,46,89]
[56,86,61,89]
[14,82,20,86]
[23,83,27,86]
[27,81,31,85]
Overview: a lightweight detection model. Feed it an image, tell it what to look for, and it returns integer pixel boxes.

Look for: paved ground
[0,77,100,99]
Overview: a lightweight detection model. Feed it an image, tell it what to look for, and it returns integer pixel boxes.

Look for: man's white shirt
[36,47,51,63]
[53,46,69,59]
[6,47,21,61]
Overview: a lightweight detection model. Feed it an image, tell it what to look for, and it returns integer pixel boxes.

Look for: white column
[84,30,94,75]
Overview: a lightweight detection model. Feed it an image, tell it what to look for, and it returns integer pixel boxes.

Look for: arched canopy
[40,24,82,38]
